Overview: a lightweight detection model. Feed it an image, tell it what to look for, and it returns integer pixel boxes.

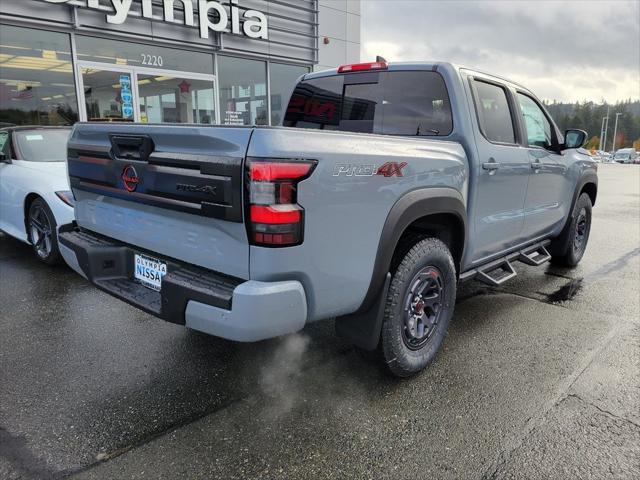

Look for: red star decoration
[178,80,191,93]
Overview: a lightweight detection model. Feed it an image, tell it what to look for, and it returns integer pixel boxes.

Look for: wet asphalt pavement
[1,164,639,479]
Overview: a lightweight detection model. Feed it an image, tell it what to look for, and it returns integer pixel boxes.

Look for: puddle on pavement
[546,278,584,303]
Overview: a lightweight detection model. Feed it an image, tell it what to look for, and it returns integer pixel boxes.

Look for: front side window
[517,93,553,148]
[473,80,516,144]
[284,71,453,136]
[0,25,78,126]
[14,129,71,162]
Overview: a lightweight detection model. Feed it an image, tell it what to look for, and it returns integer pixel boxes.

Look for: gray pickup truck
[59,61,597,377]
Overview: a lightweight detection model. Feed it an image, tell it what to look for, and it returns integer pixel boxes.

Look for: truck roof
[304,61,530,92]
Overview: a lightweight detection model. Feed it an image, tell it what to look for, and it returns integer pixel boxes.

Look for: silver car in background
[613,148,638,164]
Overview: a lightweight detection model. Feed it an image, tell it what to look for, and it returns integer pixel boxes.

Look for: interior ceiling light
[0,79,42,87]
[42,50,58,60]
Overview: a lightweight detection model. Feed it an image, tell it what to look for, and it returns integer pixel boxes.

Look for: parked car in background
[0,126,75,264]
[613,148,638,164]
[596,151,612,162]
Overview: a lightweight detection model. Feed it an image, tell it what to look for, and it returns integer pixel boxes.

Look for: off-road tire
[550,193,592,267]
[381,237,457,378]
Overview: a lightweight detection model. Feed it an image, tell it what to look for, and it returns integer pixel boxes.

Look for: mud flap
[335,272,391,351]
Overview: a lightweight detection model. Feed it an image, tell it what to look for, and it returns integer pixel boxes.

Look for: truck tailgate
[67,123,251,279]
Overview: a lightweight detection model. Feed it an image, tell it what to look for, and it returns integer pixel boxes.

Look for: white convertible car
[0,126,75,264]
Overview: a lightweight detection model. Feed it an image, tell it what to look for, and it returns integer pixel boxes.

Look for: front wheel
[381,237,457,378]
[551,192,592,267]
[28,198,62,265]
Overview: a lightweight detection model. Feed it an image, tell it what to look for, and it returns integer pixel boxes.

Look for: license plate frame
[134,253,167,292]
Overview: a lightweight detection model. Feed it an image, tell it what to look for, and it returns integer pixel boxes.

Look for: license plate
[134,253,167,291]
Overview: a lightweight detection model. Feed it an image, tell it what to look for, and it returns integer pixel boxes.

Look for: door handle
[110,135,154,161]
[482,161,499,171]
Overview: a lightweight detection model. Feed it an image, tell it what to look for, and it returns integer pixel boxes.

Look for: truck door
[467,78,530,263]
[515,92,570,238]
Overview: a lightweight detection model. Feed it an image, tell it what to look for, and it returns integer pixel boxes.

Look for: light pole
[611,112,622,153]
[599,116,608,151]
[603,106,610,153]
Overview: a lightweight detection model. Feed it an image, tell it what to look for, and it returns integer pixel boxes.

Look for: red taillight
[338,61,388,74]
[250,162,314,181]
[250,205,301,224]
[247,159,317,247]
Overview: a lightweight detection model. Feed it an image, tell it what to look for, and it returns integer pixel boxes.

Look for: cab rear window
[283,71,453,136]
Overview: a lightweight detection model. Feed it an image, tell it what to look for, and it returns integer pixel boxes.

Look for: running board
[459,239,552,285]
[476,259,517,286]
[518,244,551,266]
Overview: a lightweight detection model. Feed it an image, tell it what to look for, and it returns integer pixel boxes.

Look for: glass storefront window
[269,63,308,126]
[218,56,267,126]
[0,25,78,126]
[76,36,214,74]
[138,75,215,124]
[81,68,134,122]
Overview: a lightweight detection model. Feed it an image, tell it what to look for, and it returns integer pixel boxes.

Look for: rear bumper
[58,226,307,342]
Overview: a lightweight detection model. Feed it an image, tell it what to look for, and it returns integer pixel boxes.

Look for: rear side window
[473,80,516,144]
[380,72,453,136]
[284,71,453,136]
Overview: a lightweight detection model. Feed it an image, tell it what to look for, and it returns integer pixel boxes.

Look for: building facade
[0,0,361,127]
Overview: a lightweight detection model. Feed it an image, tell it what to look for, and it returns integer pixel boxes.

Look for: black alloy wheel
[27,198,62,265]
[402,266,445,351]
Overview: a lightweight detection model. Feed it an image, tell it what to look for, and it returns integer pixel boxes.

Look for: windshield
[614,151,630,159]
[14,129,71,162]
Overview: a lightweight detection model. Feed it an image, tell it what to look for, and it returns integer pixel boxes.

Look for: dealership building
[0,0,361,127]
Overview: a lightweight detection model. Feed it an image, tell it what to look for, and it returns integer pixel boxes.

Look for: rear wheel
[381,237,457,377]
[27,198,62,265]
[551,193,592,267]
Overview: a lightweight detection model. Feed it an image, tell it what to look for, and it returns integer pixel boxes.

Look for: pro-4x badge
[332,162,408,177]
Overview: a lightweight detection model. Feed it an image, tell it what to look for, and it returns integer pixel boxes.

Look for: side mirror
[562,129,587,150]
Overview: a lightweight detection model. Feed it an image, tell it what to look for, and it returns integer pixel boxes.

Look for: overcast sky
[361,0,640,103]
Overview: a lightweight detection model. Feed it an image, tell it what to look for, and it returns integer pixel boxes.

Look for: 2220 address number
[141,54,164,67]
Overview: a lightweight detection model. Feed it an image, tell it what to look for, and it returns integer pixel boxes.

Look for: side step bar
[518,244,551,266]
[476,259,517,286]
[459,240,551,286]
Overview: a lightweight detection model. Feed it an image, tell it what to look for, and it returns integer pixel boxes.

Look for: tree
[585,135,600,151]
[545,100,640,149]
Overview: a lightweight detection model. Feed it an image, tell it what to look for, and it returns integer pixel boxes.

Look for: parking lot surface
[1,164,639,479]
